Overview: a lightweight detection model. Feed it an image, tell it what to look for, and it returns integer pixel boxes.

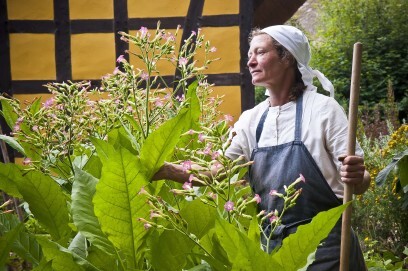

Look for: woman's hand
[338,155,371,195]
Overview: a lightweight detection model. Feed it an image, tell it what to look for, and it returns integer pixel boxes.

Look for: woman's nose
[247,55,256,67]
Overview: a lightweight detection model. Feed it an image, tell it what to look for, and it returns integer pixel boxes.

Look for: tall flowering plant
[0,23,348,270]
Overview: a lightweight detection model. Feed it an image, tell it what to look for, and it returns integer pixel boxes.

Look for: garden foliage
[0,24,348,270]
[310,0,408,119]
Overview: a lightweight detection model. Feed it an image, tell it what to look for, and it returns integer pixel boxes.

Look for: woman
[225,25,369,270]
[154,25,370,270]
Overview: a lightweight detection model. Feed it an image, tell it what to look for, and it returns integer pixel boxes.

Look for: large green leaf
[0,223,24,266]
[150,229,195,271]
[83,154,103,179]
[35,236,84,271]
[108,128,138,156]
[180,199,217,239]
[148,199,218,271]
[0,134,25,156]
[271,203,350,270]
[72,168,117,255]
[66,233,102,271]
[376,149,408,187]
[0,99,17,130]
[139,85,200,178]
[32,259,53,271]
[87,245,121,271]
[93,141,150,269]
[214,217,271,270]
[0,163,22,198]
[13,169,71,243]
[0,213,42,266]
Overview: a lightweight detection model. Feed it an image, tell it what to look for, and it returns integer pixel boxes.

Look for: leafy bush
[354,99,408,270]
[310,0,408,120]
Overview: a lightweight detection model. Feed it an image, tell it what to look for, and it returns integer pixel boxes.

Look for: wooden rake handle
[340,42,363,271]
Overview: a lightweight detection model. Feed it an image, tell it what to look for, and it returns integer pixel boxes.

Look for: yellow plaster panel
[203,0,239,15]
[71,33,116,80]
[7,0,53,20]
[69,0,113,19]
[196,26,240,74]
[10,34,56,80]
[128,29,183,76]
[211,86,241,120]
[128,0,189,18]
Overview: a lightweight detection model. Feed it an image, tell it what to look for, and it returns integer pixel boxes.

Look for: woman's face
[247,34,290,88]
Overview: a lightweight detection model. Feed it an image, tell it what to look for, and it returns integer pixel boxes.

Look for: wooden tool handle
[340,42,363,271]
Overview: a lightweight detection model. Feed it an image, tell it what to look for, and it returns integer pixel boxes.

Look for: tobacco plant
[0,23,347,270]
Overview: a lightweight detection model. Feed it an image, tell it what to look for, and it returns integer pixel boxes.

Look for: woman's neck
[267,88,291,107]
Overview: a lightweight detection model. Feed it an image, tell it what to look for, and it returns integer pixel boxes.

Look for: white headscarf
[261,25,334,97]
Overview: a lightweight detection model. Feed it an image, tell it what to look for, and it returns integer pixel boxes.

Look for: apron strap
[255,107,269,145]
[294,94,303,142]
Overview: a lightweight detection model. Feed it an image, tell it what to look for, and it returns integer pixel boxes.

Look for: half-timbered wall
[0,0,254,124]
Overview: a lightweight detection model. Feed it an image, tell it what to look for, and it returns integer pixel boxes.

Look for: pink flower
[175,94,185,102]
[139,26,149,38]
[150,211,161,219]
[224,114,234,123]
[155,99,164,107]
[144,223,152,230]
[32,125,39,132]
[178,57,188,67]
[13,123,20,133]
[43,98,54,108]
[209,46,217,52]
[208,192,217,200]
[269,189,278,196]
[23,158,32,165]
[138,187,148,195]
[165,33,175,42]
[211,151,220,160]
[254,194,261,204]
[213,161,222,169]
[181,160,192,172]
[113,67,121,75]
[269,215,278,223]
[224,201,234,212]
[299,173,306,183]
[203,144,212,155]
[198,133,205,142]
[188,174,194,182]
[191,30,196,36]
[140,71,149,81]
[116,55,125,63]
[182,182,192,190]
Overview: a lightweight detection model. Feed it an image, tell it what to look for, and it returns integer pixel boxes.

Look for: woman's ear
[284,55,296,68]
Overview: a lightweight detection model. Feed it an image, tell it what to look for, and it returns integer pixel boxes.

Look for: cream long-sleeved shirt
[225,90,363,198]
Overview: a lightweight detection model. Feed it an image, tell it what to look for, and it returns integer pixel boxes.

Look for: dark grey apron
[249,94,366,270]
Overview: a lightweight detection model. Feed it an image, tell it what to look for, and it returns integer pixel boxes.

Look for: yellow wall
[70,0,114,19]
[196,26,240,74]
[71,33,116,80]
[6,0,244,120]
[203,0,239,15]
[7,0,54,20]
[128,0,190,18]
[10,34,56,80]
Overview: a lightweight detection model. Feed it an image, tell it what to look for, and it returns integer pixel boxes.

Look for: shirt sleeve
[322,97,364,172]
[225,111,253,162]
